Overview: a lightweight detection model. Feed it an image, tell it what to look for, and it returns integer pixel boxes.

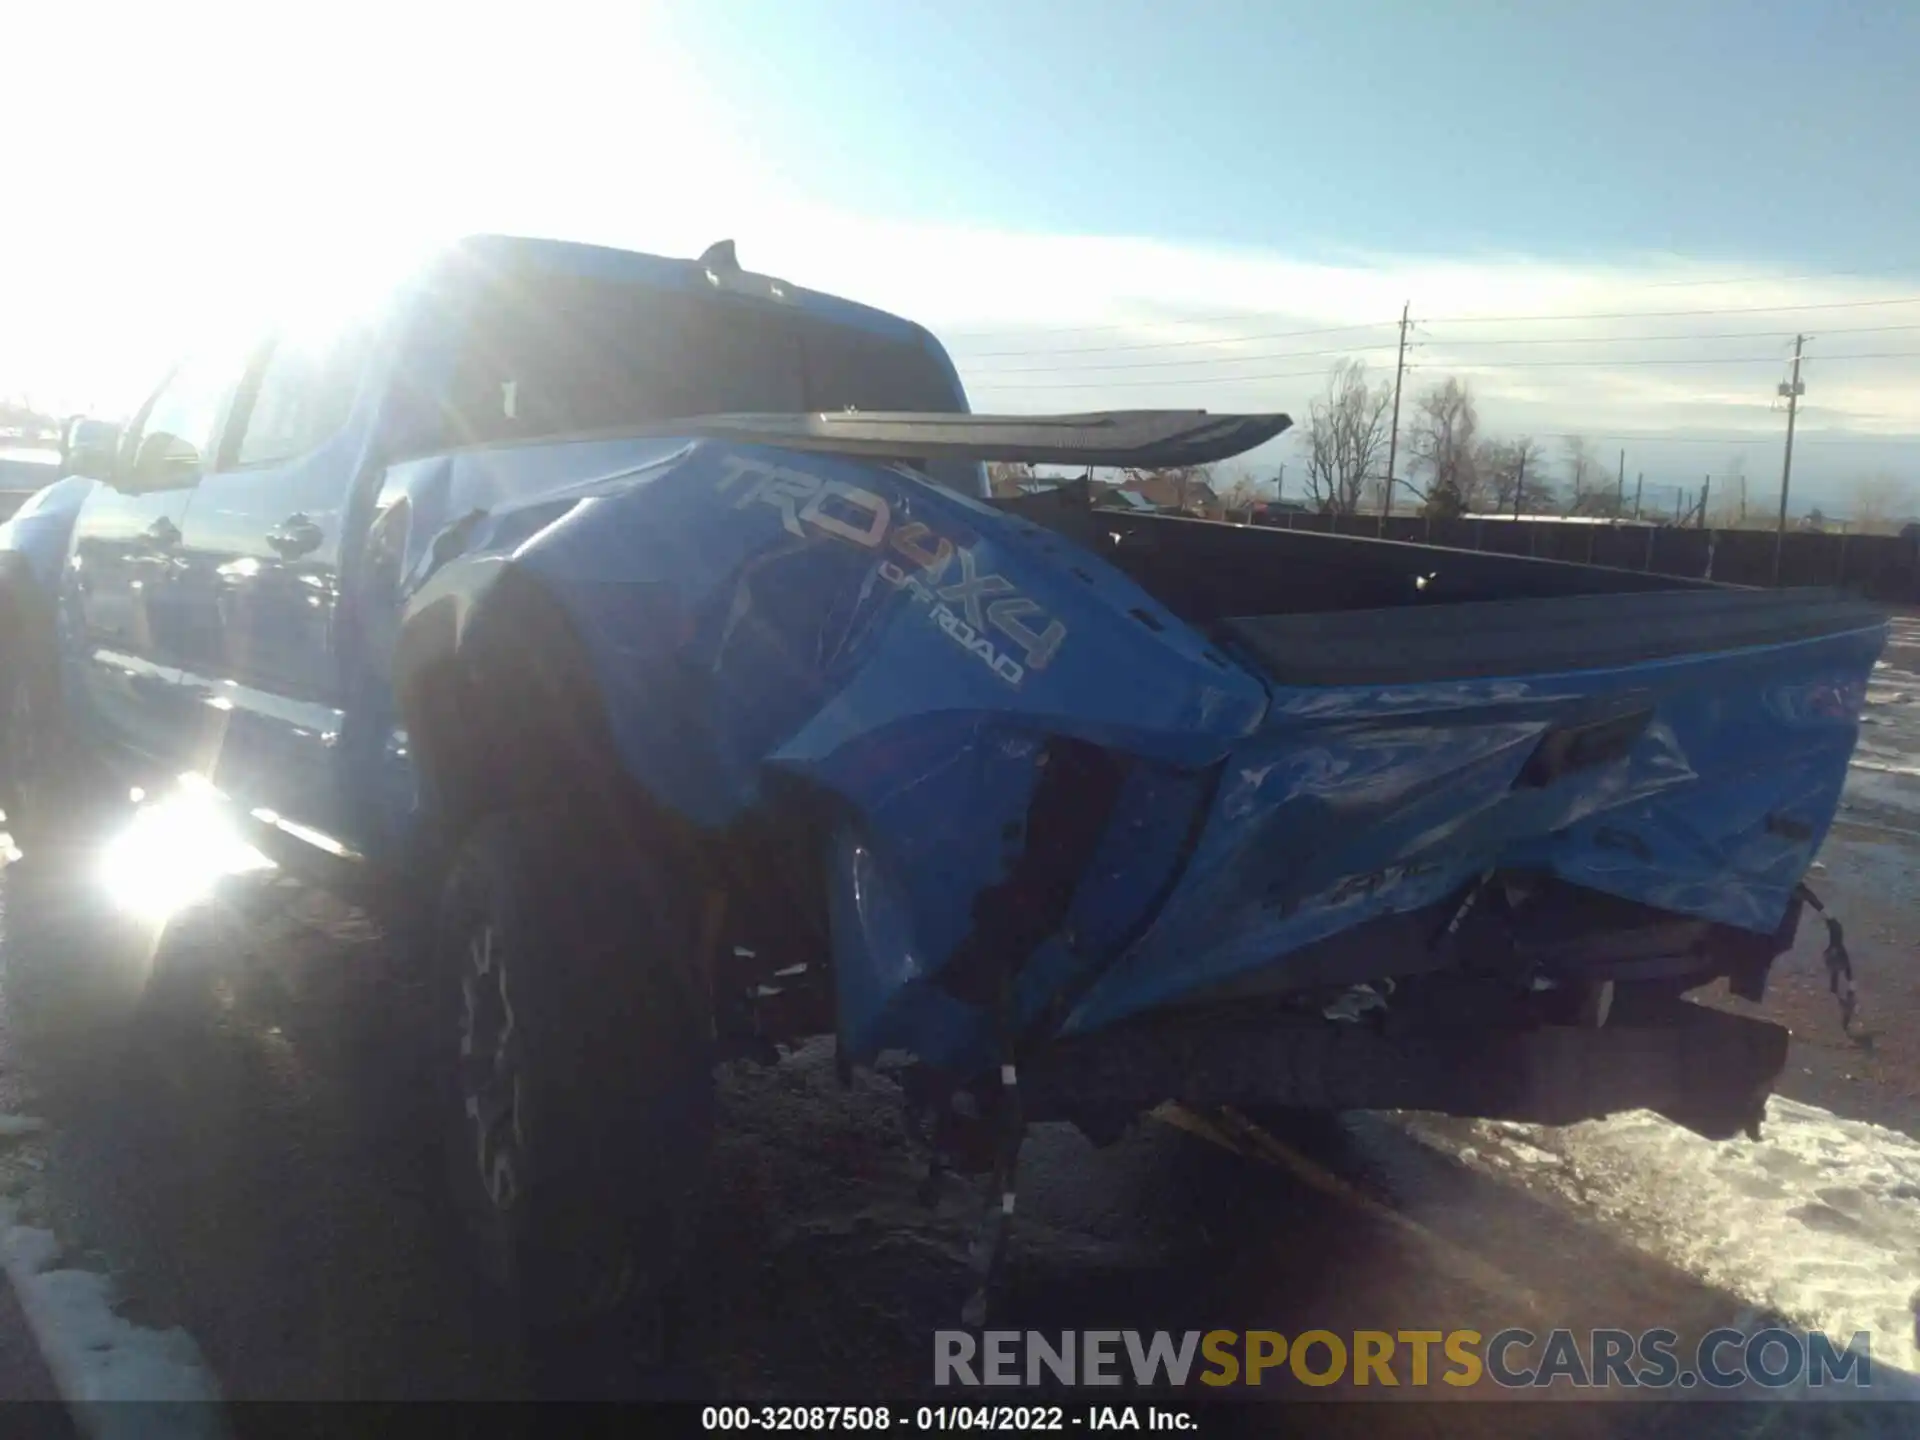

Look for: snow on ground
[1393,634,1920,1401]
[1853,616,1920,794]
[1390,615,1920,1392]
[1402,1097,1920,1396]
[0,1201,227,1438]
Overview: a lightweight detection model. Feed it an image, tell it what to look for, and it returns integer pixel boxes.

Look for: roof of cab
[439,233,936,349]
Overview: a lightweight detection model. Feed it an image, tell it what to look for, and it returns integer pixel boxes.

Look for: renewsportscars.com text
[934,1328,1876,1391]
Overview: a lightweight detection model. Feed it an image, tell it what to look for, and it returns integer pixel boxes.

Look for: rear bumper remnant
[1021,998,1790,1142]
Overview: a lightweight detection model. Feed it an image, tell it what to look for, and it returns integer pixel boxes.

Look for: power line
[949,295,1920,362]
[1544,432,1916,447]
[959,404,1919,449]
[1429,320,1920,347]
[1639,268,1881,290]
[963,348,1920,390]
[1423,294,1920,325]
[951,319,1397,360]
[963,365,1366,391]
[972,341,1404,375]
[942,270,1909,339]
[972,422,1916,455]
[944,312,1387,342]
[1452,348,1920,370]
[963,320,1920,377]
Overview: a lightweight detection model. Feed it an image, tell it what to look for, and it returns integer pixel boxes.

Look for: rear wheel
[432,805,715,1335]
[0,618,90,860]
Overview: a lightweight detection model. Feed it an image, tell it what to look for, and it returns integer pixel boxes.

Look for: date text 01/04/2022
[699,1404,1199,1431]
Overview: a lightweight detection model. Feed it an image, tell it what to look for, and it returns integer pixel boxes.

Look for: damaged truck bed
[482,405,1880,1148]
[758,442,1884,1147]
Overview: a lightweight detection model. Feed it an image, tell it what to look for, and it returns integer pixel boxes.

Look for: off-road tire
[0,614,93,860]
[433,805,715,1334]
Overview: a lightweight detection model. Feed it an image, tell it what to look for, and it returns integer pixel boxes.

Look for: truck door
[61,353,244,776]
[170,324,370,853]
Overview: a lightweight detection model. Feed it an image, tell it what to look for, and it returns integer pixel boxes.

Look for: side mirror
[62,418,121,482]
[119,430,202,493]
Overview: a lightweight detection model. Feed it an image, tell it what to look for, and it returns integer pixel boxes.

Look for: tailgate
[1055,589,1888,1035]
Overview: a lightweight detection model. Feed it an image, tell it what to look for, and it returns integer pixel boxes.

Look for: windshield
[440,269,985,495]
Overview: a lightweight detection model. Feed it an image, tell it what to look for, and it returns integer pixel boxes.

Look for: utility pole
[1699,474,1711,529]
[1379,301,1410,531]
[1615,449,1626,516]
[1674,488,1684,524]
[1772,335,1807,586]
[1633,472,1644,520]
[1276,463,1286,503]
[1512,447,1526,520]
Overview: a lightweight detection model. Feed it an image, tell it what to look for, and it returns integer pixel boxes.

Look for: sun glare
[97,777,276,924]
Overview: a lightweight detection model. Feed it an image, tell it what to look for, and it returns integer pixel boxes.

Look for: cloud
[710,212,1919,506]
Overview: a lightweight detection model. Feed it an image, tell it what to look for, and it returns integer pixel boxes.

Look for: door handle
[139,515,181,549]
[265,514,325,559]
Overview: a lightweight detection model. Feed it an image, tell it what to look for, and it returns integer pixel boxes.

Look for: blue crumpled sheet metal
[1053,642,1874,1040]
[479,437,1882,1079]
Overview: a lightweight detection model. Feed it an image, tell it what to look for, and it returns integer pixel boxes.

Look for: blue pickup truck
[0,234,1888,1334]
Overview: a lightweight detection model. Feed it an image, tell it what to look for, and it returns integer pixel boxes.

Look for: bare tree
[1707,454,1749,529]
[1567,482,1624,519]
[1479,436,1558,515]
[1302,359,1394,516]
[1562,436,1607,513]
[986,461,1036,497]
[1408,376,1483,515]
[1217,468,1265,516]
[1844,473,1917,535]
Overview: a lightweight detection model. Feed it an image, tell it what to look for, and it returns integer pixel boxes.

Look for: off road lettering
[937,548,1017,631]
[717,459,890,548]
[933,604,1026,687]
[888,520,954,581]
[985,597,1066,673]
[719,459,1067,685]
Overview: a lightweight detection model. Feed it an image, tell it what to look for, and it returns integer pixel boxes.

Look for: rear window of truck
[440,271,983,494]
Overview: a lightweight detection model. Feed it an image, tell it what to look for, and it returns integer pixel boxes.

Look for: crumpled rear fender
[378,438,1268,1071]
[523,445,1273,1072]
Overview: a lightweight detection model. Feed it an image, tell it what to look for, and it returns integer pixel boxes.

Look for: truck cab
[16,235,983,870]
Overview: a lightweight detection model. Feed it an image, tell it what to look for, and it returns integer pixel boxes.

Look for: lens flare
[97,777,275,922]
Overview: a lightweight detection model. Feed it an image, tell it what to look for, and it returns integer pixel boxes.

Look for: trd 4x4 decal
[716,458,1067,686]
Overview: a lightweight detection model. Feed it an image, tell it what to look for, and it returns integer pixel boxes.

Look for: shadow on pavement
[0,855,1902,1436]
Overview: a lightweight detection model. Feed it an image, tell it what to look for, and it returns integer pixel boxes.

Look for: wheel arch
[390,555,867,1049]
[0,553,61,689]
[0,552,53,639]
[392,559,656,854]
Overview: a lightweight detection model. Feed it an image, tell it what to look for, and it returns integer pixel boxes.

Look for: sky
[4,0,1919,517]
